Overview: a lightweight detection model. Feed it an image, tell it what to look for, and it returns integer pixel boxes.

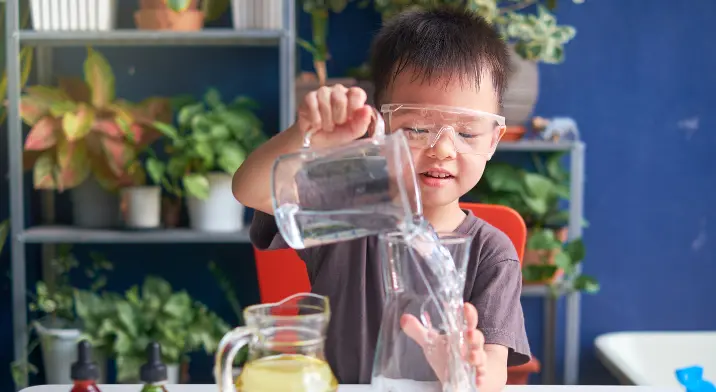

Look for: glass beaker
[214,293,337,392]
[271,107,422,249]
[372,231,475,392]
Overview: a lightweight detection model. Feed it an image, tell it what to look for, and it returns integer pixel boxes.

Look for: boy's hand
[401,302,488,386]
[297,84,373,148]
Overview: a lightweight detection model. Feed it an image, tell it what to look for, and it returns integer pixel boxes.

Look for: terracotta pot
[134,9,204,30]
[507,356,541,385]
[523,227,568,285]
[501,125,527,142]
[139,0,199,10]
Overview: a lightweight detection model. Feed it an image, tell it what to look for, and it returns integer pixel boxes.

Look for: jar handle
[214,326,254,392]
[302,106,386,148]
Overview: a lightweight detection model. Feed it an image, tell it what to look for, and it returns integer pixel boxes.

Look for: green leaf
[522,264,557,282]
[553,251,574,275]
[178,102,205,129]
[484,163,523,192]
[210,124,231,140]
[573,275,600,294]
[183,173,210,199]
[218,142,246,174]
[165,0,193,12]
[83,48,115,109]
[152,121,180,141]
[523,172,554,198]
[146,157,166,185]
[564,238,586,263]
[527,229,561,250]
[204,88,224,109]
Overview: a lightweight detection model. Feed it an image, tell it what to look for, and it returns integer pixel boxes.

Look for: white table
[19,385,683,392]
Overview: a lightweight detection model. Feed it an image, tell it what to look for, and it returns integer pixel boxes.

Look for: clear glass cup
[271,107,422,249]
[214,293,337,392]
[372,231,476,392]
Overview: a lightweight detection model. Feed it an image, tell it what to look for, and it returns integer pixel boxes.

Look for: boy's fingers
[300,90,321,131]
[347,87,367,113]
[400,314,429,347]
[317,86,334,132]
[464,302,478,330]
[349,105,373,138]
[331,84,348,125]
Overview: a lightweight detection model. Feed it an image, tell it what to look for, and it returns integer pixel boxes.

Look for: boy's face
[384,68,503,210]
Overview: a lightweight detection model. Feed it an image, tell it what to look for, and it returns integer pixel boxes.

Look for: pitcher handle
[302,106,386,148]
[214,326,254,392]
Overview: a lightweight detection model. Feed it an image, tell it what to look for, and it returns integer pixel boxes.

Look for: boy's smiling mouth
[420,168,455,187]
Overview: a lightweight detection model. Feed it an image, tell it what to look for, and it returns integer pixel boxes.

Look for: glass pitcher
[214,293,337,392]
[372,231,476,392]
[271,106,422,249]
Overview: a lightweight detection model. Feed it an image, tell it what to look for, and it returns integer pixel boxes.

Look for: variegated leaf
[33,151,57,190]
[24,117,59,151]
[62,103,95,141]
[84,48,115,109]
[56,137,91,191]
[58,77,91,103]
[100,136,136,177]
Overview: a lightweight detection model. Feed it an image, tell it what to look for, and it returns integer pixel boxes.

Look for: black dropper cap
[140,342,167,383]
[71,340,99,381]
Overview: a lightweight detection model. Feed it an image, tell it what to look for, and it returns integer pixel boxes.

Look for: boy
[233,6,531,391]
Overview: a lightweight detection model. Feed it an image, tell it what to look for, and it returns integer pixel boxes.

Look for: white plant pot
[120,186,161,229]
[30,0,118,31]
[186,173,245,232]
[34,321,107,384]
[232,0,283,30]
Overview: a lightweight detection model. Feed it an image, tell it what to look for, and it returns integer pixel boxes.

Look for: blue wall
[2,0,716,389]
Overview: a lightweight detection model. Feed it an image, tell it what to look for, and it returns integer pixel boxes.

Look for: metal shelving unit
[5,1,296,386]
[496,139,586,385]
[5,1,584,387]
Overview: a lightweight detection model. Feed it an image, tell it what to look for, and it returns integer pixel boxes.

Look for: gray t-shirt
[250,209,531,384]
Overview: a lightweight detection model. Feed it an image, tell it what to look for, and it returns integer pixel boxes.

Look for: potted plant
[118,158,164,230]
[29,0,119,31]
[10,247,113,387]
[152,88,267,232]
[522,229,599,297]
[20,47,172,228]
[470,152,594,288]
[355,0,584,127]
[101,276,230,383]
[296,0,358,102]
[232,0,283,30]
[135,0,230,31]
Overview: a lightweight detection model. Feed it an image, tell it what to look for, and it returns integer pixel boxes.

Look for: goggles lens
[381,104,505,156]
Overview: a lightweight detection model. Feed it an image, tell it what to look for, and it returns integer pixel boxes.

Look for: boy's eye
[458,132,478,139]
[401,128,429,134]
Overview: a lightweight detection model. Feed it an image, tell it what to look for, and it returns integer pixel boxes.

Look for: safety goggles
[380,104,506,156]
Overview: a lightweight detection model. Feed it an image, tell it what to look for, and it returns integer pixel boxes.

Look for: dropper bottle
[140,342,169,392]
[71,340,101,392]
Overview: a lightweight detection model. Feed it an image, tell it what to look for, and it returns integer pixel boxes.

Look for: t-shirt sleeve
[469,232,532,367]
[249,210,316,262]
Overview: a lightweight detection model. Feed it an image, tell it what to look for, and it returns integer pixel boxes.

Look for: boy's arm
[470,231,531,389]
[232,124,305,215]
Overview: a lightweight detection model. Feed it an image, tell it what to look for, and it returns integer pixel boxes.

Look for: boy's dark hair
[369,6,510,107]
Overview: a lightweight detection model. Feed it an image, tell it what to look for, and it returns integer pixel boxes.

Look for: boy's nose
[428,126,458,160]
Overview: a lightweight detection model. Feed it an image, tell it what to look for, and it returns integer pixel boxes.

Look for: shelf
[497,140,581,152]
[19,226,251,243]
[19,28,286,47]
